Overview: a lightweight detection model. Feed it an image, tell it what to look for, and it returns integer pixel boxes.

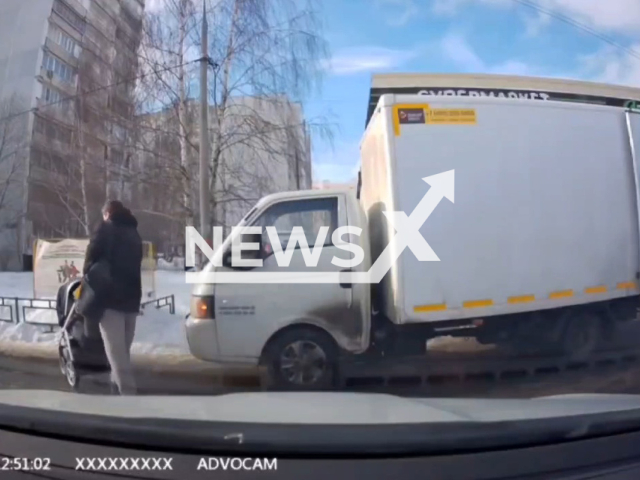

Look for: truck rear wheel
[561,311,602,362]
[261,327,339,391]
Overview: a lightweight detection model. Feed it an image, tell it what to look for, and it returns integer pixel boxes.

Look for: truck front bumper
[185,316,220,362]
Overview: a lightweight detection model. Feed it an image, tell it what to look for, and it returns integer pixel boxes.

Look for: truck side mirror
[222,250,232,268]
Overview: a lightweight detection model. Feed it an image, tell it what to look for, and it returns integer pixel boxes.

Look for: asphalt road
[0,354,261,395]
[0,321,640,398]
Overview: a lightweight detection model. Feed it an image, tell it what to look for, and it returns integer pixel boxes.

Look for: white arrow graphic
[364,169,455,284]
[186,169,454,284]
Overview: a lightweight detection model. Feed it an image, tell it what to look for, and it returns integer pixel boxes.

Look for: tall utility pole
[199,0,211,261]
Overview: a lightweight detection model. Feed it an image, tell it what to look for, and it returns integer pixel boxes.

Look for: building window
[42,53,76,84]
[110,148,125,165]
[43,85,63,104]
[41,84,74,116]
[50,26,80,57]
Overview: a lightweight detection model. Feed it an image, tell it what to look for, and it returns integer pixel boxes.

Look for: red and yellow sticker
[393,104,477,135]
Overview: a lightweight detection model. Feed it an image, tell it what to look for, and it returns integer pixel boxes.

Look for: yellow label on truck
[393,104,477,135]
[427,108,477,125]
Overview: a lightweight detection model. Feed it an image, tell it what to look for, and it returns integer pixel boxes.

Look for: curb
[0,341,260,383]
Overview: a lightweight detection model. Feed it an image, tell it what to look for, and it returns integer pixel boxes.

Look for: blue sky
[306,0,640,184]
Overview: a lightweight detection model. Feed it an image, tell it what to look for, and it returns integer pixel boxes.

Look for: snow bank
[0,321,57,344]
[133,308,189,355]
[157,257,185,271]
[0,271,193,355]
[154,270,192,320]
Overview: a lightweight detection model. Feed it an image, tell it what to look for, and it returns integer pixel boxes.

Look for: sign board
[366,86,640,127]
[33,238,157,300]
[34,239,87,299]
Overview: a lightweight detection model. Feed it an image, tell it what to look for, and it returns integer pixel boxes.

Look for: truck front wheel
[261,327,339,391]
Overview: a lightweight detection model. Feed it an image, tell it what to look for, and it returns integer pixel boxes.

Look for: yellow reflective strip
[508,295,535,304]
[463,299,493,308]
[414,303,447,313]
[549,290,574,299]
[585,285,607,294]
[617,282,638,290]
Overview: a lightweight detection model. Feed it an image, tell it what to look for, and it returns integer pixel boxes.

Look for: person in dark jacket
[83,200,143,395]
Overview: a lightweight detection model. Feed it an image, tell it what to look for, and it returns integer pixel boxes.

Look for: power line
[513,0,640,62]
[0,59,199,124]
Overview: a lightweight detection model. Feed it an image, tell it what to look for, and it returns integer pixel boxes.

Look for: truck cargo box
[360,94,640,325]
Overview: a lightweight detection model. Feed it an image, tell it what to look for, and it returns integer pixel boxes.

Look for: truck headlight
[191,295,215,319]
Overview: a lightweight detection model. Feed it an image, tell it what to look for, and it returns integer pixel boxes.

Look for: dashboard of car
[3,426,640,479]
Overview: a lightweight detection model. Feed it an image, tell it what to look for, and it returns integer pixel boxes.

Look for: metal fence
[141,295,176,315]
[0,294,176,333]
[0,298,16,323]
[16,298,57,326]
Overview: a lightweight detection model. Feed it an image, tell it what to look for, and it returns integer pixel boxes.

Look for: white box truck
[186,94,640,390]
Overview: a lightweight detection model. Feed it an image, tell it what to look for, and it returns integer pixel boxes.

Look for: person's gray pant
[99,309,137,395]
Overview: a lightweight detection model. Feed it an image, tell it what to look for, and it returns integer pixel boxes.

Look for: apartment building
[133,95,313,251]
[0,0,144,270]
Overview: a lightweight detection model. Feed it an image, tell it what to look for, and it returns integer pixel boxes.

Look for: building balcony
[58,0,88,17]
[51,0,87,35]
[35,97,76,128]
[93,0,120,19]
[44,38,79,68]
[28,166,67,187]
[31,130,73,157]
[49,13,83,43]
[37,66,77,96]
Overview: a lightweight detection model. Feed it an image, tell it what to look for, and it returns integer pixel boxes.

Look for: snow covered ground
[0,270,193,355]
[0,264,475,358]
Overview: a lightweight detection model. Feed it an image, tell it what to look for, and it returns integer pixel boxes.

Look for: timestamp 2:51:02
[1,457,52,471]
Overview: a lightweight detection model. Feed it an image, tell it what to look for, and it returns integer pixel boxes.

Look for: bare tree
[38,52,107,238]
[134,0,332,250]
[0,94,30,268]
[0,96,28,219]
[204,0,331,229]
[136,0,200,229]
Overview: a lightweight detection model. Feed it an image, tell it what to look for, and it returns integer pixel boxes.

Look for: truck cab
[186,188,371,389]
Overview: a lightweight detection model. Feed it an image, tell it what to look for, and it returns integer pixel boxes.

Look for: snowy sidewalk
[0,270,194,359]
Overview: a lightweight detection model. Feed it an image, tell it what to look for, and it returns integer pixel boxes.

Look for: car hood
[0,390,638,424]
